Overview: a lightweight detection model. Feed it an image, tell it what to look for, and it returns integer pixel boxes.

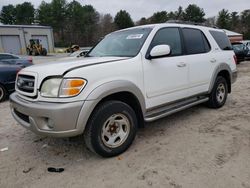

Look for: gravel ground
[0,60,250,188]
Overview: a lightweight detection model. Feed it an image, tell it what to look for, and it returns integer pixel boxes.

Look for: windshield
[88,27,152,57]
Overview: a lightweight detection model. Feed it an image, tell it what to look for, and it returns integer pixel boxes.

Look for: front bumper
[10,92,86,137]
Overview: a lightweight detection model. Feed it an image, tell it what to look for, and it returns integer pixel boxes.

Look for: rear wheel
[84,101,138,157]
[207,76,228,108]
[0,84,7,102]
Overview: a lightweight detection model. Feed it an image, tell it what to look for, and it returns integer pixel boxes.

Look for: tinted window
[150,27,182,56]
[209,30,232,50]
[182,28,210,55]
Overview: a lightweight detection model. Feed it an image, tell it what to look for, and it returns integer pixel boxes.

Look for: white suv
[10,23,237,157]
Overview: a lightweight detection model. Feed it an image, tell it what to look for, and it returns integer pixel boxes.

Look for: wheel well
[97,92,144,128]
[217,70,231,93]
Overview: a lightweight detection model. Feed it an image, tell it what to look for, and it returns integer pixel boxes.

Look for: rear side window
[150,27,182,56]
[209,30,232,50]
[182,28,211,55]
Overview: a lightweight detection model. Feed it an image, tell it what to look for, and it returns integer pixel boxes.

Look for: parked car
[0,53,33,67]
[10,23,237,157]
[68,49,90,58]
[243,43,250,60]
[0,64,22,102]
[231,42,248,63]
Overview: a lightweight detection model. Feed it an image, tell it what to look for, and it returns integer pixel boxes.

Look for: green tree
[81,5,100,45]
[37,1,53,26]
[230,12,240,31]
[50,0,67,38]
[216,9,231,29]
[149,11,168,23]
[65,0,83,43]
[183,4,206,23]
[174,6,184,20]
[241,9,250,39]
[0,4,16,24]
[114,10,134,29]
[16,2,35,24]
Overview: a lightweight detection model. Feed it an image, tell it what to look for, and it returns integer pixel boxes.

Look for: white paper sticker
[126,34,144,39]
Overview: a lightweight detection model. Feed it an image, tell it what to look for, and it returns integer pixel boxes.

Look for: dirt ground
[1,60,250,188]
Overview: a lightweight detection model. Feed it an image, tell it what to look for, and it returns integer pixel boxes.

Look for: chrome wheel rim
[101,113,130,148]
[216,83,226,103]
[0,87,4,100]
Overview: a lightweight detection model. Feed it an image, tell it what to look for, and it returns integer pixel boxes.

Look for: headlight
[41,78,62,97]
[41,78,87,98]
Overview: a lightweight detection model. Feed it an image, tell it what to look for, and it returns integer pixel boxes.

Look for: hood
[20,56,128,77]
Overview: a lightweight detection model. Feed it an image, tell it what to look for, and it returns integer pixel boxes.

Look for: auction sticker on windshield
[126,34,144,39]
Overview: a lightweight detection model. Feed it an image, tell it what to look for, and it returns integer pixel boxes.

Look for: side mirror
[148,45,171,59]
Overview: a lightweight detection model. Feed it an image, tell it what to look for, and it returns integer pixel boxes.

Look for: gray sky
[0,0,249,21]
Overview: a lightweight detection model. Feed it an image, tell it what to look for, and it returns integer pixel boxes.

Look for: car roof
[116,23,223,33]
[0,53,19,57]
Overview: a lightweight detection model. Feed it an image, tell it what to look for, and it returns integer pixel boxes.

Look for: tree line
[0,0,250,47]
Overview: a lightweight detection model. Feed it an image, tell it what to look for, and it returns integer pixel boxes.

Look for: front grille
[14,109,30,123]
[17,75,35,93]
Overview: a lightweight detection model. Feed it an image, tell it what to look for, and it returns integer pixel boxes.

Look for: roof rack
[166,20,218,28]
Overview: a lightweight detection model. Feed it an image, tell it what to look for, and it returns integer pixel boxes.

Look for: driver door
[143,27,189,108]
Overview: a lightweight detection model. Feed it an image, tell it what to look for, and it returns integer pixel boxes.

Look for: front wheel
[207,76,228,108]
[84,101,138,157]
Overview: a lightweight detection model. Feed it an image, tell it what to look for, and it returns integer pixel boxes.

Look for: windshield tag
[126,34,144,39]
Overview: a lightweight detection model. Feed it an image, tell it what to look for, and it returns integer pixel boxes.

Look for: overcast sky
[0,0,249,21]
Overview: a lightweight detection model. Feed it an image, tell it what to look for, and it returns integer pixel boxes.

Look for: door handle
[210,58,217,63]
[177,62,186,67]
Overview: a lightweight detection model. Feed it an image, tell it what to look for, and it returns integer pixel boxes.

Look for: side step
[144,97,209,122]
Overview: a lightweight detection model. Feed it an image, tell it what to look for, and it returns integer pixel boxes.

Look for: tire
[207,76,228,108]
[31,50,36,56]
[0,84,7,102]
[27,49,31,55]
[84,100,138,157]
[42,48,47,56]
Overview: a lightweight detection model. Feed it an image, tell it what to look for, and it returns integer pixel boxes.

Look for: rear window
[209,30,232,50]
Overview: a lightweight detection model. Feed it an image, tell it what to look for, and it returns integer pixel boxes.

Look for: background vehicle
[243,42,250,60]
[232,42,248,63]
[68,49,90,58]
[0,64,21,102]
[0,53,33,68]
[65,45,80,53]
[26,39,47,56]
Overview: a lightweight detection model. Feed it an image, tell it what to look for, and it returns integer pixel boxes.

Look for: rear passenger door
[181,28,215,96]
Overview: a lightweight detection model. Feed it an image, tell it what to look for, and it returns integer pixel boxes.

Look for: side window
[150,28,182,56]
[209,30,232,50]
[0,54,17,60]
[6,55,15,59]
[182,28,211,55]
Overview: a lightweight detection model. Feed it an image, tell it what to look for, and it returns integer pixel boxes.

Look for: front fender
[86,80,146,113]
[75,80,146,133]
